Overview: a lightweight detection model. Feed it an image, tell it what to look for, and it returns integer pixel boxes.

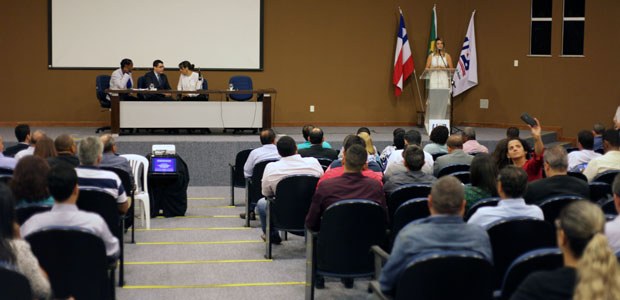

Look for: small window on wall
[530,0,553,55]
[562,0,585,56]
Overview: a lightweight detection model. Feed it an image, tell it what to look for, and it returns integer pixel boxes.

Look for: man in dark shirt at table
[305,144,387,231]
[143,59,173,101]
[298,127,338,160]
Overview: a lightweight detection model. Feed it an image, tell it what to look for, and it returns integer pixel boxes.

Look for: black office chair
[0,262,33,300]
[601,198,617,215]
[370,251,494,300]
[244,159,279,227]
[77,189,126,287]
[305,199,387,299]
[229,149,253,206]
[101,166,136,243]
[593,170,620,185]
[595,148,605,155]
[26,227,114,300]
[137,76,147,100]
[499,248,563,300]
[265,175,319,259]
[539,195,583,222]
[437,164,471,178]
[486,217,556,289]
[567,171,588,182]
[464,197,500,222]
[390,198,429,247]
[431,152,447,161]
[590,182,612,203]
[386,183,432,221]
[227,75,253,101]
[15,205,52,225]
[95,75,112,133]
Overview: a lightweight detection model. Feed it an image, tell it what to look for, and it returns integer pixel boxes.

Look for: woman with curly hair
[423,125,449,155]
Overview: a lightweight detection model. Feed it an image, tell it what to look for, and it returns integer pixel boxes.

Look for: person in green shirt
[464,153,498,210]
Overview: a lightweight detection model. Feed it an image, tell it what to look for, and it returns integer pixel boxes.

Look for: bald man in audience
[462,127,488,154]
[14,130,45,161]
[433,134,474,177]
[524,145,590,205]
[298,127,338,160]
[583,129,620,181]
[99,134,134,186]
[0,136,17,170]
[47,134,79,167]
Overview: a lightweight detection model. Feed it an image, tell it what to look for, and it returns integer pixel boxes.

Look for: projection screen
[49,0,263,70]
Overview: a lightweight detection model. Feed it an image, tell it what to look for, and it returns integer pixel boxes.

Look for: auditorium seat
[390,198,429,247]
[593,170,620,185]
[15,205,52,225]
[386,183,432,221]
[498,248,562,300]
[95,75,111,133]
[229,149,253,206]
[245,159,279,227]
[589,182,612,203]
[539,195,583,222]
[0,262,33,300]
[436,163,470,178]
[464,197,500,222]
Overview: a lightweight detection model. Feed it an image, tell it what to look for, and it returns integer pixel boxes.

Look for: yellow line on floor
[125,259,272,265]
[187,197,226,200]
[135,227,250,232]
[123,281,305,289]
[136,240,262,245]
[190,205,236,208]
[155,215,237,219]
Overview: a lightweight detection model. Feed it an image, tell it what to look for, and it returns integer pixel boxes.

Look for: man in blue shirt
[297,124,331,150]
[379,176,492,295]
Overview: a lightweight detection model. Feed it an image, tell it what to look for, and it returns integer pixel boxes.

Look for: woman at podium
[425,38,453,89]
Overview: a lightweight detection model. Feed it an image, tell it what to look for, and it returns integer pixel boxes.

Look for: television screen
[151,157,177,174]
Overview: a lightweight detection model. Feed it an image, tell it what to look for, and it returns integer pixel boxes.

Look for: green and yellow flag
[427,5,438,54]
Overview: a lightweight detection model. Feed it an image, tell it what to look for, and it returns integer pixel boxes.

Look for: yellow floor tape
[125,259,272,265]
[135,227,250,232]
[123,282,305,289]
[155,215,237,219]
[136,240,262,245]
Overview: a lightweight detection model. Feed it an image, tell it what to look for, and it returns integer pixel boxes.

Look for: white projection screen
[50,0,263,70]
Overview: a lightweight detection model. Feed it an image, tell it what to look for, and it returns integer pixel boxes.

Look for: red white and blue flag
[393,9,414,97]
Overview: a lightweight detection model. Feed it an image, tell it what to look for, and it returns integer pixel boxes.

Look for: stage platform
[0,126,561,186]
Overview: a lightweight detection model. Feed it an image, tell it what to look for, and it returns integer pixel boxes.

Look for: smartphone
[520,113,537,127]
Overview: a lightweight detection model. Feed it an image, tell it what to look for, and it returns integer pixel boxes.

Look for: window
[530,0,553,55]
[562,0,585,55]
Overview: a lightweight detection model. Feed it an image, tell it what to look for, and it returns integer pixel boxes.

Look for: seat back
[391,198,429,244]
[137,76,147,99]
[16,205,52,225]
[229,75,253,101]
[500,248,563,300]
[316,199,387,276]
[316,158,334,172]
[100,167,134,198]
[232,149,253,188]
[121,154,149,193]
[567,171,587,182]
[248,159,278,205]
[95,75,111,108]
[539,195,583,222]
[593,170,620,185]
[272,175,319,232]
[0,168,12,183]
[394,251,493,300]
[0,263,33,300]
[589,182,612,203]
[487,217,556,288]
[437,164,471,178]
[451,171,471,184]
[387,183,432,220]
[26,227,111,300]
[601,198,617,215]
[432,152,447,161]
[77,189,121,238]
[464,197,500,221]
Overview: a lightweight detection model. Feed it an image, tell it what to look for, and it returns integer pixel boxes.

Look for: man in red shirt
[317,135,383,187]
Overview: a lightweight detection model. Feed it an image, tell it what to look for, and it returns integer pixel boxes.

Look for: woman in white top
[177,61,207,100]
[425,38,454,89]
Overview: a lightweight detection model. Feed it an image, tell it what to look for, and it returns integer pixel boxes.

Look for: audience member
[501,127,533,160]
[592,123,605,151]
[33,135,57,159]
[297,125,331,150]
[512,201,620,300]
[75,136,128,214]
[494,119,545,181]
[2,124,30,157]
[144,59,173,101]
[385,130,434,175]
[462,127,489,154]
[568,130,602,172]
[47,134,79,167]
[605,173,620,252]
[306,144,387,231]
[14,130,45,161]
[358,132,380,164]
[524,145,590,205]
[506,127,520,140]
[464,153,498,210]
[298,127,338,160]
[318,135,382,187]
[433,134,474,177]
[243,128,281,178]
[0,136,17,170]
[379,128,406,167]
[99,134,135,186]
[21,164,120,258]
[10,156,53,208]
[256,136,323,244]
[468,166,543,228]
[0,183,51,299]
[379,176,492,295]
[583,129,620,181]
[337,127,378,160]
[109,58,137,100]
[423,126,449,155]
[383,145,436,194]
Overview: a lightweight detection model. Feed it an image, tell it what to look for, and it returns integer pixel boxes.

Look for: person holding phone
[177,61,207,101]
[494,115,545,181]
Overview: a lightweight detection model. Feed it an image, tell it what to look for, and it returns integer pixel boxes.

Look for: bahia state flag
[393,8,414,97]
[452,11,478,97]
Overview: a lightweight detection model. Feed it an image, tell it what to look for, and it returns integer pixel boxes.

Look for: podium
[420,68,455,134]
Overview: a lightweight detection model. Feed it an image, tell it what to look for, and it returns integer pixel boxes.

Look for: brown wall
[1,1,618,137]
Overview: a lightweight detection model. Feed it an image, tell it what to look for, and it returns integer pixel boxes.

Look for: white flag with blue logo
[452,11,477,97]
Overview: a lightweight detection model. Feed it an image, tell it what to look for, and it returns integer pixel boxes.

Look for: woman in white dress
[177,61,206,100]
[425,38,453,89]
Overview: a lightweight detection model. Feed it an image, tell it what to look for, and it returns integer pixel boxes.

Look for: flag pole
[399,8,425,124]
